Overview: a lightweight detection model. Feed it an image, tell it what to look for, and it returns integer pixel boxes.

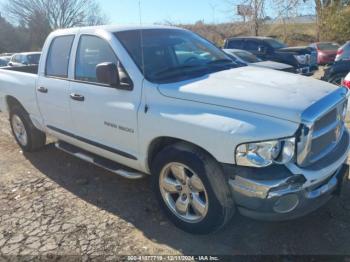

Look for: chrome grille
[297,88,348,167]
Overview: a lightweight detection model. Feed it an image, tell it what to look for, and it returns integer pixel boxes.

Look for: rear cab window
[46,35,75,78]
[226,39,243,49]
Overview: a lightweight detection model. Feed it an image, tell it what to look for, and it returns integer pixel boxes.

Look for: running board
[55,141,145,180]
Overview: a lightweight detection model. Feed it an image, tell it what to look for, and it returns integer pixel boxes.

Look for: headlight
[294,55,307,65]
[235,137,295,168]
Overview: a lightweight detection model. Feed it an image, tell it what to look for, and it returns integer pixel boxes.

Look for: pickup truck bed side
[0,69,43,129]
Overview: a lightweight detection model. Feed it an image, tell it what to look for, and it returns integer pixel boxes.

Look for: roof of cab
[51,24,183,36]
[227,36,275,41]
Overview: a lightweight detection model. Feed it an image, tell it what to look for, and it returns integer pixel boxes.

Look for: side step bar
[55,141,145,180]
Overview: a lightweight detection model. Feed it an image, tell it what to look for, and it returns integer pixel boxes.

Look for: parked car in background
[336,41,350,62]
[223,49,295,73]
[0,58,8,67]
[0,56,11,62]
[343,72,350,89]
[309,42,339,65]
[8,52,41,67]
[323,60,350,85]
[0,53,13,57]
[223,36,318,75]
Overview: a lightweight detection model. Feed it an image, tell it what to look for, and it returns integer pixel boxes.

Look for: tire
[151,142,235,234]
[9,107,46,152]
[329,73,346,86]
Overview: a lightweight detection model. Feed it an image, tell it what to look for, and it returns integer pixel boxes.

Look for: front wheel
[151,143,235,234]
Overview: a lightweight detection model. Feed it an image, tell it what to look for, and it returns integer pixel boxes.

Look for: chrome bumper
[227,131,350,221]
[229,164,348,221]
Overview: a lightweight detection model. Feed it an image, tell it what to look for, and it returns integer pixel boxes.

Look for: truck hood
[157,66,336,123]
[252,61,293,70]
[277,46,314,55]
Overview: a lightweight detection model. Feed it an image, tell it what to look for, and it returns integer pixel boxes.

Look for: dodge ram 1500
[0,25,349,234]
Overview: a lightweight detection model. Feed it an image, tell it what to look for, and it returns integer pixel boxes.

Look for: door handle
[70,93,85,102]
[37,86,48,93]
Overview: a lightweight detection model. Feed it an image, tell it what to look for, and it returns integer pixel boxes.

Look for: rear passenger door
[37,35,75,135]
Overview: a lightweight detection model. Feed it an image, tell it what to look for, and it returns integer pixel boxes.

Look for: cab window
[46,35,75,78]
[75,35,131,85]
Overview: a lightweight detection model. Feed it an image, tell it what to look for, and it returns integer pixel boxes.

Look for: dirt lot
[0,81,350,259]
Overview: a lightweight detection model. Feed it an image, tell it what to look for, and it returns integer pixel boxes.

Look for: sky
[101,0,235,25]
[0,0,315,25]
[98,0,315,25]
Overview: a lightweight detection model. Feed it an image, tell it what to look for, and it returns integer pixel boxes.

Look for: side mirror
[96,62,120,87]
[258,46,267,54]
[8,62,13,66]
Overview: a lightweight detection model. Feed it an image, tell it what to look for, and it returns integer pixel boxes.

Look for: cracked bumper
[229,164,348,221]
[224,137,350,221]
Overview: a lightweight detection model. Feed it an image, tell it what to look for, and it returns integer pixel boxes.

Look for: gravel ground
[0,71,350,259]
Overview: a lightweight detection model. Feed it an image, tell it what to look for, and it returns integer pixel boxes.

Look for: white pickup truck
[0,25,349,234]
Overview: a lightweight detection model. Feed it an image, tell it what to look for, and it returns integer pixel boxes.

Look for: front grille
[297,88,348,167]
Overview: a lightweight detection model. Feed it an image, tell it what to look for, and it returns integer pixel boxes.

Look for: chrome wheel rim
[159,163,209,223]
[12,115,28,146]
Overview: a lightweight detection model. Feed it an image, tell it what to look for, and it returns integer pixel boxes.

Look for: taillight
[337,49,344,55]
[343,73,350,89]
[343,79,350,89]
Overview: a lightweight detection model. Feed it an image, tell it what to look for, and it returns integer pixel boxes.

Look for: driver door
[69,34,140,163]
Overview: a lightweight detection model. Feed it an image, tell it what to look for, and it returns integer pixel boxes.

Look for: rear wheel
[151,143,235,234]
[10,107,46,152]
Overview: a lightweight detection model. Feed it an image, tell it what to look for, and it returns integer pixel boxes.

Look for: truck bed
[0,65,40,116]
[1,65,38,75]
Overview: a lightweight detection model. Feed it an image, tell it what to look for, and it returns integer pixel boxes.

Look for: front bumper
[226,132,350,221]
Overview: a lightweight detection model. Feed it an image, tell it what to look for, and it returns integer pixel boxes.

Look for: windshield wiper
[152,65,208,80]
[207,59,234,65]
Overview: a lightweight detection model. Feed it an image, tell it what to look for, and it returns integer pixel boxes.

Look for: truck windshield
[264,38,287,49]
[115,29,240,83]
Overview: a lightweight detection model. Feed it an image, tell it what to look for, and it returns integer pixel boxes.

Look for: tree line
[224,0,350,43]
[0,0,107,53]
[1,0,349,54]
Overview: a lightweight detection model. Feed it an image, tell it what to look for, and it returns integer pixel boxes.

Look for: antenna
[139,0,145,75]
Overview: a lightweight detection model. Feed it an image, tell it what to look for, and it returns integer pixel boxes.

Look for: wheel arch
[147,136,219,173]
[5,95,26,114]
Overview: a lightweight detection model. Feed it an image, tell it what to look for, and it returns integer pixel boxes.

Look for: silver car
[335,41,350,62]
[8,52,41,67]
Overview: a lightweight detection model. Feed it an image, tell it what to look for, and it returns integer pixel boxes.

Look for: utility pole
[253,0,259,36]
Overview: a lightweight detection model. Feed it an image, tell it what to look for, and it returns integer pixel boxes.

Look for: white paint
[0,25,346,178]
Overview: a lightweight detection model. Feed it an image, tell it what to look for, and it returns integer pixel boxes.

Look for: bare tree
[273,0,304,40]
[4,0,108,29]
[224,0,266,36]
